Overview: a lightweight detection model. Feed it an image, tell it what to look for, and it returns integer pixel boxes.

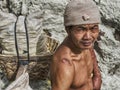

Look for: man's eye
[92,28,97,30]
[77,27,86,31]
[77,28,83,30]
[91,27,99,32]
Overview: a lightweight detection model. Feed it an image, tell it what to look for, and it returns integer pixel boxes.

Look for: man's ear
[65,26,71,34]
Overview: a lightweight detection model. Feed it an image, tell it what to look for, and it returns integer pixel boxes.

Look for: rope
[14,16,20,72]
[14,15,30,72]
[24,15,30,63]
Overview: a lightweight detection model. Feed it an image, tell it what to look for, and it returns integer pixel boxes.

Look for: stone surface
[0,0,120,90]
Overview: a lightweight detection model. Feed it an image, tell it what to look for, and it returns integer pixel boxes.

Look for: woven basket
[0,37,59,81]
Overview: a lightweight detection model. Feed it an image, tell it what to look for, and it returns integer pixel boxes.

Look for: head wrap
[64,0,101,26]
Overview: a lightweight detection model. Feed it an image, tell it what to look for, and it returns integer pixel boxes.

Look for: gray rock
[0,0,120,90]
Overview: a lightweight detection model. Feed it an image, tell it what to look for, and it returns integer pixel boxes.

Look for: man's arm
[50,57,74,90]
[91,49,102,90]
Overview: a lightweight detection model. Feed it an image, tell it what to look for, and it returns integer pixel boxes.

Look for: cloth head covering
[64,0,101,26]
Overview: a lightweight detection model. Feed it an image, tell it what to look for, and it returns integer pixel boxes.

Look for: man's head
[66,23,99,49]
[64,0,100,49]
[64,0,101,26]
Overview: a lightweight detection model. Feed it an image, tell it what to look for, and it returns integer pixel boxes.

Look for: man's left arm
[91,49,102,90]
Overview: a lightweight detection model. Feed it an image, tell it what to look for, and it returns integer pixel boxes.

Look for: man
[50,0,102,90]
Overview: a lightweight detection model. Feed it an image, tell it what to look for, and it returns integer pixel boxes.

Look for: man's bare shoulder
[54,43,71,56]
[52,43,73,66]
[55,43,70,54]
[50,44,74,90]
[51,42,74,77]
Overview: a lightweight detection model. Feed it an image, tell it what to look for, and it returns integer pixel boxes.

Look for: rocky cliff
[0,0,120,90]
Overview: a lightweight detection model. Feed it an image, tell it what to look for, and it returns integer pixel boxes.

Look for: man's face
[67,24,99,49]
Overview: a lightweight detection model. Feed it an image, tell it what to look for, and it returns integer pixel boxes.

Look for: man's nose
[83,31,91,39]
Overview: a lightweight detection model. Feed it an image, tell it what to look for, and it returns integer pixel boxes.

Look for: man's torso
[69,49,93,90]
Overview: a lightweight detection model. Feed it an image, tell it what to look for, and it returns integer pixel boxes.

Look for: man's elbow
[93,74,102,90]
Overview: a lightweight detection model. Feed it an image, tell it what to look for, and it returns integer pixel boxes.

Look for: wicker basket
[0,37,59,81]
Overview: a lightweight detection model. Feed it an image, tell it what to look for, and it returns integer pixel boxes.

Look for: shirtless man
[50,0,102,90]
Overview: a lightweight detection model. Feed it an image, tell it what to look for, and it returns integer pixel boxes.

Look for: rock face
[0,0,120,90]
[94,0,120,90]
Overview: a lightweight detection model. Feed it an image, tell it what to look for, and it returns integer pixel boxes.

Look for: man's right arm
[50,57,74,90]
[90,49,102,90]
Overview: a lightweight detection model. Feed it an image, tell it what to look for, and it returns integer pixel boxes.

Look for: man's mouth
[81,41,92,46]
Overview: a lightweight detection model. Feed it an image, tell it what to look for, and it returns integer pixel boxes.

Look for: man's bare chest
[72,52,93,72]
[71,53,93,88]
[73,57,93,78]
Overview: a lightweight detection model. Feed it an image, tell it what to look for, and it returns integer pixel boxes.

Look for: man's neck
[65,37,83,54]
